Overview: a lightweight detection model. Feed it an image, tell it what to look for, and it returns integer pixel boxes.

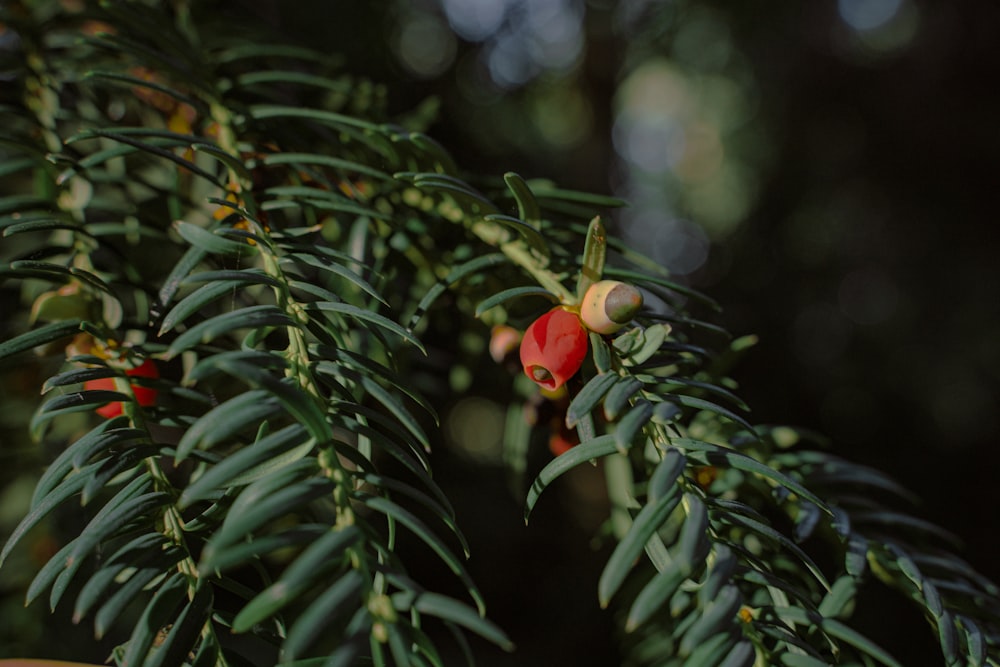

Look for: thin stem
[210,100,356,527]
[500,239,577,304]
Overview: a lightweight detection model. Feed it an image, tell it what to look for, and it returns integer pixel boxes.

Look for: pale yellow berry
[579,280,643,334]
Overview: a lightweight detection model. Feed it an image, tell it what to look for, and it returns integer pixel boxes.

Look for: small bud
[519,307,589,391]
[579,280,643,334]
[489,325,522,363]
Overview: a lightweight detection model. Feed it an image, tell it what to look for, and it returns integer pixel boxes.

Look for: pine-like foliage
[0,2,997,666]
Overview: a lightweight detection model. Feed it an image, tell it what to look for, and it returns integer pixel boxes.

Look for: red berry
[548,431,577,457]
[84,358,159,418]
[519,307,589,391]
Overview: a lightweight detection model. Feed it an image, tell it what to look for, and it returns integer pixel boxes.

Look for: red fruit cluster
[514,281,643,455]
[84,359,160,418]
[518,281,643,394]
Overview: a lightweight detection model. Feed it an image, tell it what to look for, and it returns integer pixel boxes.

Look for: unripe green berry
[580,280,643,334]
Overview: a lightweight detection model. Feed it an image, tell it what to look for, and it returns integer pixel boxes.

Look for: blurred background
[2,0,998,664]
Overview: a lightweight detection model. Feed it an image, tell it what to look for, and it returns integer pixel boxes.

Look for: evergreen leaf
[676,493,711,577]
[817,575,858,620]
[69,490,172,566]
[853,510,961,546]
[88,549,183,639]
[527,182,628,208]
[144,584,214,667]
[232,526,362,633]
[312,348,439,422]
[2,218,85,237]
[617,323,671,367]
[309,301,425,353]
[189,630,222,667]
[24,541,77,609]
[566,372,620,428]
[405,173,501,215]
[70,129,223,186]
[591,332,613,373]
[718,641,755,667]
[175,220,260,256]
[503,172,541,227]
[798,454,919,504]
[846,534,869,577]
[400,132,459,174]
[681,632,736,666]
[120,571,189,667]
[28,417,129,507]
[263,189,390,220]
[175,390,283,461]
[361,473,465,555]
[407,252,509,329]
[599,484,684,607]
[0,318,82,361]
[164,305,295,358]
[41,366,117,391]
[671,438,829,512]
[261,152,391,182]
[699,544,738,608]
[84,69,200,109]
[649,448,687,503]
[773,606,903,667]
[603,376,645,422]
[482,213,550,257]
[661,394,756,437]
[719,511,830,592]
[525,434,620,520]
[364,495,485,615]
[207,469,330,553]
[80,445,158,506]
[409,592,515,651]
[957,615,986,666]
[1,462,96,568]
[158,244,208,310]
[625,560,687,632]
[37,388,128,414]
[234,69,352,93]
[614,399,653,451]
[655,376,750,412]
[289,251,388,305]
[160,278,263,335]
[179,424,313,507]
[215,42,335,64]
[198,524,329,575]
[72,533,171,621]
[577,216,607,297]
[249,103,383,133]
[280,572,366,662]
[779,654,830,667]
[205,360,334,445]
[793,501,824,543]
